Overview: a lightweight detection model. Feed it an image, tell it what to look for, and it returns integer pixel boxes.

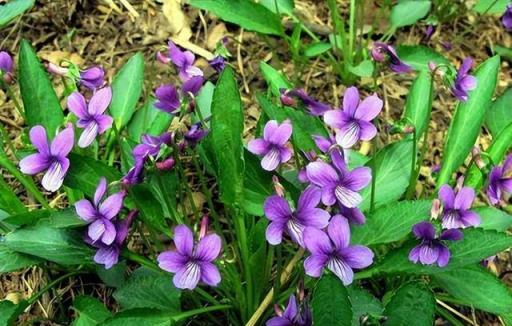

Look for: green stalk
[0,151,51,209]
[405,129,418,199]
[172,304,232,322]
[348,0,357,65]
[232,207,253,320]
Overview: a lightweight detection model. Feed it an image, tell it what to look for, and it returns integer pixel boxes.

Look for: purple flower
[424,25,436,42]
[371,42,411,73]
[280,89,331,116]
[263,187,330,247]
[133,132,173,161]
[209,56,226,73]
[158,225,222,289]
[0,51,13,83]
[267,295,312,326]
[502,4,512,31]
[80,66,105,90]
[19,125,74,192]
[90,210,137,269]
[408,221,462,267]
[182,76,204,95]
[122,160,144,186]
[167,41,203,81]
[75,177,125,245]
[487,155,512,205]
[438,184,480,229]
[184,123,208,146]
[67,87,113,148]
[450,57,477,102]
[323,87,383,148]
[248,120,293,171]
[155,84,180,114]
[306,151,371,208]
[303,215,374,285]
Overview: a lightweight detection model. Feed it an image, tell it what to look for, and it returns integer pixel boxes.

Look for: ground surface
[1,0,512,325]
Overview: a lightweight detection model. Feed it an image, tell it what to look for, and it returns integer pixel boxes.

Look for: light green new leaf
[383,282,435,326]
[437,55,500,187]
[304,42,332,58]
[189,0,283,36]
[390,1,431,28]
[259,61,292,97]
[403,70,433,139]
[311,274,352,326]
[19,39,64,135]
[0,0,34,29]
[351,200,431,246]
[210,67,245,206]
[109,53,144,129]
[432,265,512,314]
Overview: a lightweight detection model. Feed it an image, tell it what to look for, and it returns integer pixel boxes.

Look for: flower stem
[171,304,232,322]
[246,248,304,326]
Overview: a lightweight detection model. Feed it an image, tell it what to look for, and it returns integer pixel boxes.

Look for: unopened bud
[156,157,175,171]
[46,62,69,76]
[199,215,209,240]
[156,51,171,64]
[471,146,486,169]
[431,198,441,219]
[272,176,285,197]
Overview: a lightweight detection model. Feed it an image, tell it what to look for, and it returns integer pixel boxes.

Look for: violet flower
[306,150,371,208]
[450,57,477,102]
[371,42,411,73]
[263,187,330,247]
[280,88,331,116]
[408,221,462,267]
[155,84,180,114]
[158,225,222,289]
[19,124,74,192]
[89,209,137,269]
[0,51,13,83]
[167,41,203,81]
[67,87,113,148]
[80,66,105,90]
[267,295,311,326]
[209,56,226,73]
[248,120,293,171]
[184,123,208,147]
[303,215,374,285]
[75,177,125,245]
[133,132,173,161]
[122,160,144,186]
[438,184,480,229]
[502,4,512,31]
[323,87,383,148]
[182,76,204,95]
[487,155,512,205]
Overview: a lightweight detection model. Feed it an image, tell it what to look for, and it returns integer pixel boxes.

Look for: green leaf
[65,153,121,195]
[189,0,283,36]
[348,60,375,77]
[72,296,113,326]
[210,67,245,206]
[347,286,383,326]
[485,88,512,138]
[465,122,512,189]
[476,206,512,232]
[18,39,64,134]
[396,45,450,71]
[0,300,28,326]
[304,42,332,58]
[473,0,510,14]
[243,151,273,216]
[371,228,512,275]
[432,265,512,314]
[390,1,431,28]
[493,45,512,60]
[311,274,352,326]
[437,55,500,187]
[259,61,292,97]
[3,224,93,265]
[194,81,215,124]
[129,185,170,235]
[109,53,145,129]
[360,140,413,211]
[0,245,42,272]
[99,309,173,326]
[383,282,435,326]
[248,218,269,302]
[351,200,431,246]
[113,267,181,311]
[2,207,85,229]
[96,262,127,288]
[0,0,34,29]
[403,70,433,139]
[127,98,172,142]
[0,176,26,215]
[259,0,294,14]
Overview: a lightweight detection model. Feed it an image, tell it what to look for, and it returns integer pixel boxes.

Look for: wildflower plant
[1,1,512,325]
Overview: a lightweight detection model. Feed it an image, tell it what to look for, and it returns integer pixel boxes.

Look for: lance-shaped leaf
[437,55,500,187]
[0,0,34,29]
[210,67,245,206]
[19,39,64,135]
[109,53,144,129]
[403,70,433,140]
[397,45,450,72]
[390,1,431,28]
[485,88,512,138]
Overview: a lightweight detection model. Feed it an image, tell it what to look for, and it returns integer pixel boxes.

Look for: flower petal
[354,94,383,121]
[341,245,374,269]
[436,245,451,267]
[95,115,113,134]
[173,225,194,256]
[460,210,481,228]
[438,184,455,209]
[88,219,106,242]
[158,251,188,273]
[78,121,99,148]
[89,87,112,115]
[199,261,221,286]
[327,215,350,249]
[50,125,74,157]
[263,120,279,141]
[327,257,354,285]
[101,219,117,245]
[266,221,285,245]
[323,110,344,129]
[29,125,50,156]
[41,159,69,192]
[94,247,119,269]
[344,166,372,191]
[195,234,222,261]
[75,199,97,222]
[268,121,292,146]
[412,221,436,240]
[342,87,360,117]
[173,262,201,289]
[261,148,281,171]
[358,120,377,141]
[454,187,475,210]
[247,138,269,155]
[67,92,88,119]
[303,227,332,255]
[282,295,298,321]
[297,186,322,211]
[304,254,328,277]
[335,121,360,148]
[419,243,440,265]
[334,185,362,208]
[99,192,124,220]
[19,153,50,175]
[264,195,292,221]
[306,161,339,187]
[94,177,107,207]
